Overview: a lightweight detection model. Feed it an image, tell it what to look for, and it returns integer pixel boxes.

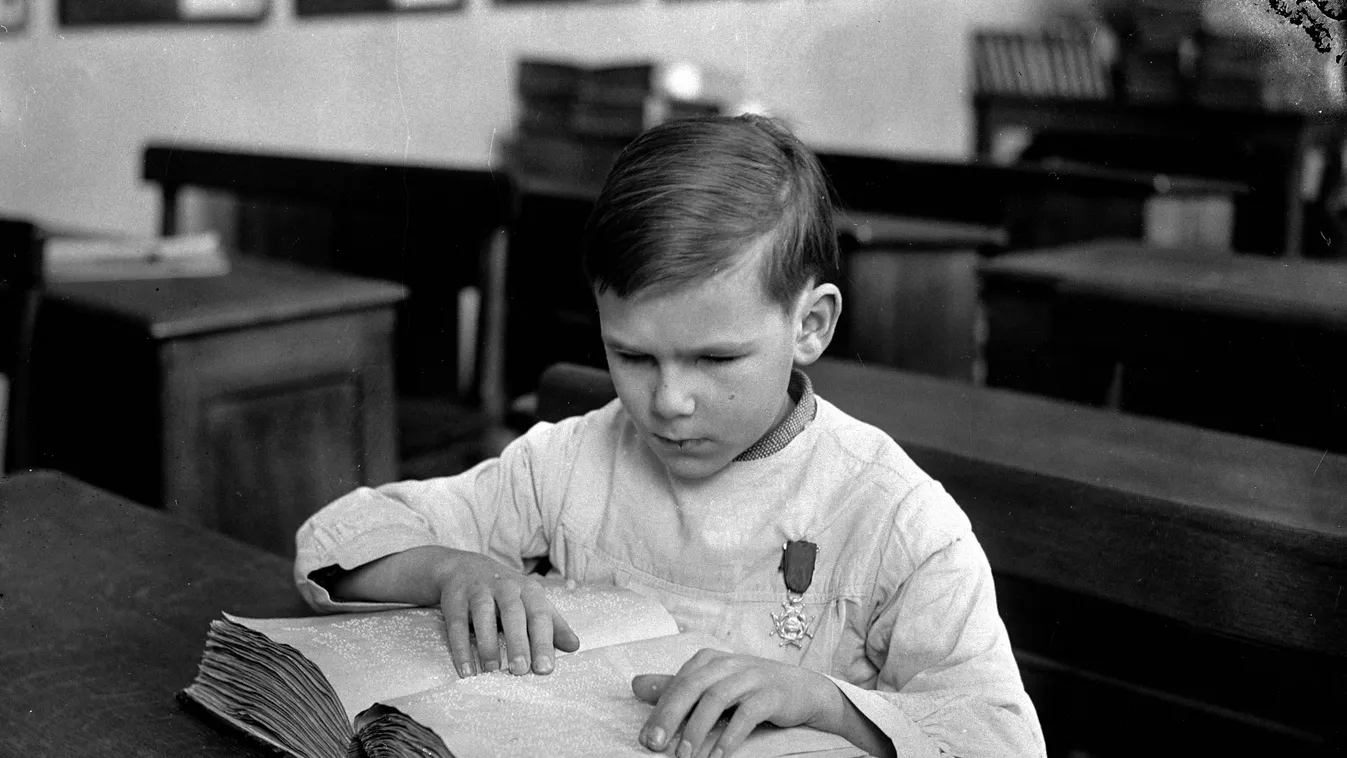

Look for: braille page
[377,632,866,758]
[227,581,680,722]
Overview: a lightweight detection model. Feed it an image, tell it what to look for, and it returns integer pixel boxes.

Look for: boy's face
[596,251,808,481]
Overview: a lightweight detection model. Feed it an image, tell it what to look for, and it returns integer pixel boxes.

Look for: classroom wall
[0,0,1060,235]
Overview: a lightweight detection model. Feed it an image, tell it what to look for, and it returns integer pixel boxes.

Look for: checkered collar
[733,368,817,462]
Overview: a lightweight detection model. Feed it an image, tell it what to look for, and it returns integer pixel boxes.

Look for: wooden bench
[143,144,514,475]
[535,359,1347,757]
[806,358,1346,757]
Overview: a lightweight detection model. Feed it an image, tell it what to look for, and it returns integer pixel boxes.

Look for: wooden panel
[161,310,398,547]
[841,248,979,380]
[205,379,362,556]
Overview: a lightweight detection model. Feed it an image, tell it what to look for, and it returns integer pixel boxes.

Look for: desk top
[838,211,1008,251]
[45,256,408,340]
[979,241,1347,331]
[0,470,311,755]
[806,358,1347,655]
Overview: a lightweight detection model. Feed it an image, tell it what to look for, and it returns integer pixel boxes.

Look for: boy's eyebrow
[602,334,757,354]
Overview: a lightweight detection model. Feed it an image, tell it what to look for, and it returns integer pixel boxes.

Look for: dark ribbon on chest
[779,540,817,595]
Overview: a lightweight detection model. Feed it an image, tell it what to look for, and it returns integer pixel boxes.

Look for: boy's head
[582,113,839,309]
[582,115,843,481]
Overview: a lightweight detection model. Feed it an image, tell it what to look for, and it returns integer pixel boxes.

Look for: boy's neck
[733,369,816,462]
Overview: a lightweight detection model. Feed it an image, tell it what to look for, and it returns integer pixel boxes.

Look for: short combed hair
[582,114,840,311]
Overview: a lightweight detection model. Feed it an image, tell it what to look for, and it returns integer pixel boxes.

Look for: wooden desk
[30,257,407,555]
[978,240,1347,451]
[832,212,1007,381]
[0,470,311,756]
[973,94,1345,256]
[806,357,1347,755]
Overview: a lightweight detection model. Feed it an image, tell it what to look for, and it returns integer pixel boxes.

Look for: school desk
[0,469,310,756]
[978,240,1347,452]
[28,256,407,556]
[807,356,1347,755]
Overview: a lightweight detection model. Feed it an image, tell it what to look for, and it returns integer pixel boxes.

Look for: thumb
[631,673,675,704]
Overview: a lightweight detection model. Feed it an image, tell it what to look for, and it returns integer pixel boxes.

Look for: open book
[183,582,865,758]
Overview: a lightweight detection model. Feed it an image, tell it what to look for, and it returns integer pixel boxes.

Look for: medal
[770,540,817,648]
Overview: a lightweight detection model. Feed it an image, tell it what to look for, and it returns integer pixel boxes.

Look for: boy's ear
[793,282,842,366]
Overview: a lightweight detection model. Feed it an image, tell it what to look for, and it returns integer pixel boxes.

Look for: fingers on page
[497,589,533,675]
[442,595,477,677]
[469,588,502,673]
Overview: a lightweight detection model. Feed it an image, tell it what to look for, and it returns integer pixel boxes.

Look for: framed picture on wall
[296,0,464,16]
[59,0,270,26]
[1,0,27,30]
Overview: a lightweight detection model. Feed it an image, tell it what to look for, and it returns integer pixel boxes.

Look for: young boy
[294,115,1045,758]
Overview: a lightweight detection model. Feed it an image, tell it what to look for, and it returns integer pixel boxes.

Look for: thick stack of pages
[185,582,865,758]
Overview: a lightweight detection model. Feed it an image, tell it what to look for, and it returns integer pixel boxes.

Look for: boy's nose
[652,372,696,419]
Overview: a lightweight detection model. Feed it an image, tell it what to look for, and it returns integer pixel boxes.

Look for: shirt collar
[733,368,817,462]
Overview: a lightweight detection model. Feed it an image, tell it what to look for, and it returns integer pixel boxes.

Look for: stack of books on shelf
[972,30,1111,100]
[510,58,724,196]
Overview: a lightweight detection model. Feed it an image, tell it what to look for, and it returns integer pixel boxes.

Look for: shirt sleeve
[834,479,1047,758]
[292,416,585,613]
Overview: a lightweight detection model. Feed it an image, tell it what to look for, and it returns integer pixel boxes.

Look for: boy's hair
[582,114,840,311]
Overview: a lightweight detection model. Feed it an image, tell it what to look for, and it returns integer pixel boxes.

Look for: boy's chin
[652,449,734,481]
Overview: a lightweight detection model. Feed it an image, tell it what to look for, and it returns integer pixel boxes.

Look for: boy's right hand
[432,550,580,678]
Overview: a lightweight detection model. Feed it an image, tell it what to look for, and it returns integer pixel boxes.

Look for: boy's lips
[653,433,709,451]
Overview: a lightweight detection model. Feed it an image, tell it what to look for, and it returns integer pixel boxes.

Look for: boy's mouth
[654,434,707,451]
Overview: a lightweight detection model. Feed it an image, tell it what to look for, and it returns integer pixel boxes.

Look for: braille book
[183,581,863,758]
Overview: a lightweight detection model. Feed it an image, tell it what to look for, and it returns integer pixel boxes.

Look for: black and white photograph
[2,1,1345,757]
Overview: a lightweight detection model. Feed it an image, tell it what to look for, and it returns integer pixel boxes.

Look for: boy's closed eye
[613,352,740,365]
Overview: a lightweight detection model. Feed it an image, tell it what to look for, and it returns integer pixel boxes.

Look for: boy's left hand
[631,648,838,758]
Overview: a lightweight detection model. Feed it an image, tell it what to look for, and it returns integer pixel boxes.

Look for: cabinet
[30,257,407,556]
[974,94,1346,256]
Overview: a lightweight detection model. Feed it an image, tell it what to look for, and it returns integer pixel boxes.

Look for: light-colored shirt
[294,374,1046,758]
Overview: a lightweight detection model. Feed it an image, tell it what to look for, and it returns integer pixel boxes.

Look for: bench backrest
[143,143,513,402]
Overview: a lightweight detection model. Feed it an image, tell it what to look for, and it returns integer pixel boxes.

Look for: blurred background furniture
[817,152,1243,382]
[502,148,1247,411]
[143,144,513,479]
[975,94,1344,257]
[970,7,1347,259]
[0,218,44,474]
[1,469,311,756]
[29,256,406,556]
[979,240,1347,452]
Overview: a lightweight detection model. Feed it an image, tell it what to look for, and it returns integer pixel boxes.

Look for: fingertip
[534,653,554,675]
[630,673,671,703]
[556,628,581,652]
